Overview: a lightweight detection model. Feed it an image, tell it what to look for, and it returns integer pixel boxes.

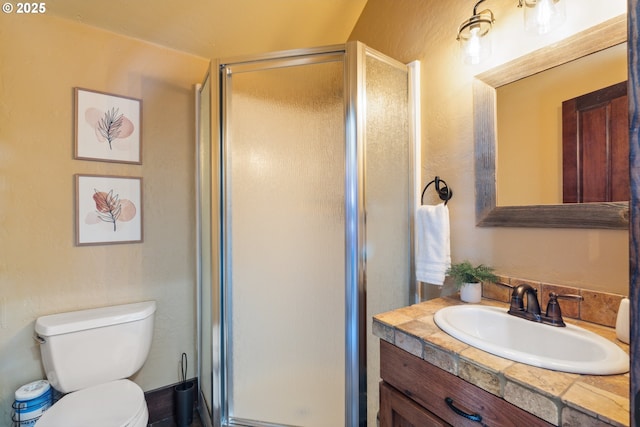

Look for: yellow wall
[350,0,628,297]
[0,14,209,419]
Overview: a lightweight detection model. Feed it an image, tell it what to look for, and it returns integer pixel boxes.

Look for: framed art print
[74,88,142,164]
[75,174,143,245]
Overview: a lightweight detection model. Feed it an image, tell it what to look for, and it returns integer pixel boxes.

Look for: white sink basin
[433,305,629,375]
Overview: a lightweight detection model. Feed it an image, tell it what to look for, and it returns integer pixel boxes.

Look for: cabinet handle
[445,397,484,424]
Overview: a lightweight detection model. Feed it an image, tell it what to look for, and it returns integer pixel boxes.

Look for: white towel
[415,203,451,285]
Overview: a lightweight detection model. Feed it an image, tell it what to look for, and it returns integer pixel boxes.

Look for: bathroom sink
[433,305,629,375]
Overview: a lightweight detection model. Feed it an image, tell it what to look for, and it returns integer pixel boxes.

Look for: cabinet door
[380,341,553,427]
[379,382,450,427]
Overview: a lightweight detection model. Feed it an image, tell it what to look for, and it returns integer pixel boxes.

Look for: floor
[149,414,204,427]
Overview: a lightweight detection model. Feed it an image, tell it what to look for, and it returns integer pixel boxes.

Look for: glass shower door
[361,47,414,427]
[222,54,346,427]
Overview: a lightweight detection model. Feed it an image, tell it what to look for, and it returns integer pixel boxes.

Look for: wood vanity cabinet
[379,340,554,427]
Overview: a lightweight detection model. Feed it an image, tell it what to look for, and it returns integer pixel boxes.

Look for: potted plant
[446,261,498,303]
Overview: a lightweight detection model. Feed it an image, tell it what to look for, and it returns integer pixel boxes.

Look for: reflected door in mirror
[562,81,629,203]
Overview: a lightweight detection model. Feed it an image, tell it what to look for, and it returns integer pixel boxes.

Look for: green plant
[446,261,498,289]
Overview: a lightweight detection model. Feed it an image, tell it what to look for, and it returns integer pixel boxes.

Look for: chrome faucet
[507,283,583,327]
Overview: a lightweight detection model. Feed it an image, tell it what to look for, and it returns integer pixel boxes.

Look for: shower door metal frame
[215,42,417,427]
[219,45,357,427]
[343,41,367,427]
[197,61,223,427]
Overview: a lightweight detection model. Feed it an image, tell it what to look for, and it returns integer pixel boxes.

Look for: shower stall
[197,42,419,427]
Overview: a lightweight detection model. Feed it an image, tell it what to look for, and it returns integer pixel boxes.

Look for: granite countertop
[373,297,630,427]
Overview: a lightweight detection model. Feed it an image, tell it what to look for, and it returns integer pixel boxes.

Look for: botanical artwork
[76,175,143,245]
[74,88,142,164]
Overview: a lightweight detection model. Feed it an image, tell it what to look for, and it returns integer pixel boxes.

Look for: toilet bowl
[34,301,156,427]
[35,380,147,427]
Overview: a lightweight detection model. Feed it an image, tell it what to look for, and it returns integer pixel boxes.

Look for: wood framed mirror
[474,14,629,229]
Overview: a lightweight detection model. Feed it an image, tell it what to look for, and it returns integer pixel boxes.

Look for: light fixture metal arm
[473,0,489,14]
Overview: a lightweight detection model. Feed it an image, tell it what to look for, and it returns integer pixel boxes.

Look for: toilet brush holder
[175,381,194,427]
[174,353,194,427]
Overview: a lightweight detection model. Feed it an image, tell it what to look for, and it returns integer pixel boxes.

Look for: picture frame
[75,174,143,245]
[74,88,142,164]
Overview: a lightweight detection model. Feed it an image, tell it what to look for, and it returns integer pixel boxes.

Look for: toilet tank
[35,301,156,393]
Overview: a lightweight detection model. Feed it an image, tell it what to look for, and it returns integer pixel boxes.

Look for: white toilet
[33,301,156,427]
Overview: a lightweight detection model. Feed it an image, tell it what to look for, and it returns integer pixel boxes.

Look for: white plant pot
[459,282,482,303]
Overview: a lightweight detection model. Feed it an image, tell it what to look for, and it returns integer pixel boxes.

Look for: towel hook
[421,176,453,205]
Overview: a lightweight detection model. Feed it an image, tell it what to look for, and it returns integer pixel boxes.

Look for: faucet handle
[494,281,514,289]
[555,293,583,302]
[544,293,565,327]
[544,292,583,327]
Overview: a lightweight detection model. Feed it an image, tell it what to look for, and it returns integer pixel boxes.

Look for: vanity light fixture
[457,0,495,65]
[517,0,566,35]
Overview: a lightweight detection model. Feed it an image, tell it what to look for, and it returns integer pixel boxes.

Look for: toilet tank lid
[35,301,156,337]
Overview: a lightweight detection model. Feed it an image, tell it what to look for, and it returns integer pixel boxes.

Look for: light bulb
[466,28,482,65]
[460,24,492,65]
[456,4,494,65]
[524,0,566,35]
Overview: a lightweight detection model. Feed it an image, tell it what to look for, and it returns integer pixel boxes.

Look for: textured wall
[0,13,208,421]
[350,0,628,296]
[351,3,628,425]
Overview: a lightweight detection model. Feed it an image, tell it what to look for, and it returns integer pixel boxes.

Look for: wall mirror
[474,14,629,229]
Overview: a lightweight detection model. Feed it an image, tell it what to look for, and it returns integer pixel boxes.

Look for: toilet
[33,301,156,427]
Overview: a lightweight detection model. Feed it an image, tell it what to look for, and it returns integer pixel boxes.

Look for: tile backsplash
[482,275,626,328]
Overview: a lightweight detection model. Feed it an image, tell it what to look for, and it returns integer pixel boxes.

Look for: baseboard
[144,377,199,424]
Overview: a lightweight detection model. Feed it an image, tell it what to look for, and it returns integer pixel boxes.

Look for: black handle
[445,397,483,423]
[180,352,187,385]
